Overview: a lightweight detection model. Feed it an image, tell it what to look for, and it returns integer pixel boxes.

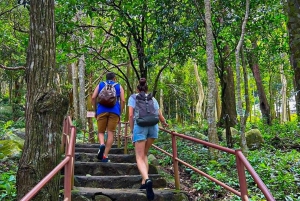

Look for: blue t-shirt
[128,93,159,120]
[96,80,121,116]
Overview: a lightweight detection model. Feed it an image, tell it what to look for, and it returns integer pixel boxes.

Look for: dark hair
[137,78,148,92]
[106,72,116,80]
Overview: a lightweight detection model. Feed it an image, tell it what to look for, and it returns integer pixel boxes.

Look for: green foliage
[0,170,16,201]
[151,119,300,200]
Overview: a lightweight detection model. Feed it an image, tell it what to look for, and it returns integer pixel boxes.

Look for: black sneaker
[97,144,105,160]
[145,179,154,200]
[139,183,146,189]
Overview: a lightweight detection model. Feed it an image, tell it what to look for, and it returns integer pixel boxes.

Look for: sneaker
[145,179,154,200]
[101,156,109,162]
[97,144,105,160]
[139,183,146,189]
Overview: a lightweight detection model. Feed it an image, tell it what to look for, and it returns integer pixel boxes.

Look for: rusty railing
[20,116,76,201]
[117,122,275,201]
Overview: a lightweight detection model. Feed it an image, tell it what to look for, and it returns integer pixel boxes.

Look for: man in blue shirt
[92,72,125,162]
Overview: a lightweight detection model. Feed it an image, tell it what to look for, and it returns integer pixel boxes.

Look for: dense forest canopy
[0,0,300,200]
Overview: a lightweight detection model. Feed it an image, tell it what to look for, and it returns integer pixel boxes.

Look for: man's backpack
[132,91,159,127]
[97,81,118,107]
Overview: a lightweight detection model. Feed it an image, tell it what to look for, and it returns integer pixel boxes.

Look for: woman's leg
[144,138,155,176]
[135,140,149,183]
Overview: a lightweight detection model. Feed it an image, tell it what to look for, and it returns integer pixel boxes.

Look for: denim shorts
[132,123,159,143]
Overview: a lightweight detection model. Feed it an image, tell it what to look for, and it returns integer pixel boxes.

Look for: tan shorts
[97,112,119,133]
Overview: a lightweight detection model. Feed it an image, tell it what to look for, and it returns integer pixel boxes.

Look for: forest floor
[157,162,233,201]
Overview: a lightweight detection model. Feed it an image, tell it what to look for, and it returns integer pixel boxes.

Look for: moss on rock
[0,140,23,159]
[245,129,264,150]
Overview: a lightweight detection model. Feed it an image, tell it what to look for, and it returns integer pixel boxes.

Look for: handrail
[118,123,275,201]
[20,116,76,201]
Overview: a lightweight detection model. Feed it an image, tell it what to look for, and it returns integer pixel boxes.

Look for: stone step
[74,162,158,176]
[75,153,136,163]
[74,174,166,189]
[72,187,189,201]
[75,143,119,149]
[75,147,125,154]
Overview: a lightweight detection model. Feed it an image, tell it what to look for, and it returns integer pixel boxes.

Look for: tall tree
[286,0,300,122]
[235,0,249,153]
[204,0,219,158]
[248,39,271,125]
[16,0,68,200]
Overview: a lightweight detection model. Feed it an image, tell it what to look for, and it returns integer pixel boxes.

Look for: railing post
[71,126,76,190]
[236,150,248,201]
[124,123,128,154]
[64,131,71,200]
[171,132,180,190]
[117,122,121,148]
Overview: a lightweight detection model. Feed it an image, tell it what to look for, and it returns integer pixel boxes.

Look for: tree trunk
[78,55,86,129]
[204,0,219,158]
[280,64,288,123]
[159,73,164,115]
[72,62,79,119]
[216,84,221,121]
[248,39,271,125]
[286,0,300,122]
[235,0,249,154]
[241,48,250,126]
[87,74,95,143]
[16,0,69,200]
[218,45,236,147]
[219,51,237,129]
[194,62,204,124]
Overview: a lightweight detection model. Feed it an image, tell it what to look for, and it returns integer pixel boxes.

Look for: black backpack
[97,81,118,107]
[132,91,159,127]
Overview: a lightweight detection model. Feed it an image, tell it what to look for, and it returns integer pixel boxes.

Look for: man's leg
[97,113,108,160]
[103,113,119,160]
[103,130,114,159]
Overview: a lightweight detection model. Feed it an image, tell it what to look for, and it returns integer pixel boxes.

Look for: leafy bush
[0,170,16,200]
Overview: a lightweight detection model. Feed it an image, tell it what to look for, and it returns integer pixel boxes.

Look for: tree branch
[0,64,26,70]
[0,5,20,17]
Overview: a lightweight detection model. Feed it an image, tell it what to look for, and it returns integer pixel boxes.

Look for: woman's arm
[158,110,168,127]
[128,106,134,132]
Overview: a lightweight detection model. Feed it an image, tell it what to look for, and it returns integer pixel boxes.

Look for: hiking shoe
[101,157,109,162]
[97,144,105,160]
[139,183,146,189]
[145,179,154,200]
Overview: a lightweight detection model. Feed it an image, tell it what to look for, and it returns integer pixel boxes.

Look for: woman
[128,78,168,200]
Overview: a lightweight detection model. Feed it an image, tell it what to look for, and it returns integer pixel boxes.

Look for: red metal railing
[20,116,76,201]
[118,122,275,201]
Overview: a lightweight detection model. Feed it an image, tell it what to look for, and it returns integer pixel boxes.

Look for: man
[92,72,125,162]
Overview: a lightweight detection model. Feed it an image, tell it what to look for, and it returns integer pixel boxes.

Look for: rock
[14,128,26,140]
[222,127,239,142]
[194,132,208,141]
[95,195,113,201]
[245,129,264,150]
[0,140,23,159]
[148,154,159,166]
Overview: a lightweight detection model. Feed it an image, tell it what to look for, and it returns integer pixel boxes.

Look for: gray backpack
[97,81,118,107]
[132,91,159,127]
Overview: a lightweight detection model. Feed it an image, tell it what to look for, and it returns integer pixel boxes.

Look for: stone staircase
[72,143,189,201]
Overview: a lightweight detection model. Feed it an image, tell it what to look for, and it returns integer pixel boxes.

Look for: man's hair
[106,72,116,80]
